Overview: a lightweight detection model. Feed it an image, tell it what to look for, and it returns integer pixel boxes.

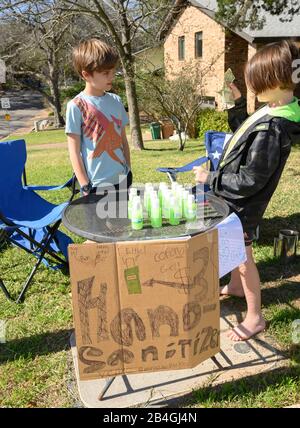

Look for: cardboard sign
[68,229,220,380]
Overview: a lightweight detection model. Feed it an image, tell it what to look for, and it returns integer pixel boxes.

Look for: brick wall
[164,5,226,109]
[164,6,300,115]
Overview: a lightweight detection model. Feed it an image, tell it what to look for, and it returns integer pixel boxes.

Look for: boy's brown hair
[245,40,300,94]
[72,38,119,78]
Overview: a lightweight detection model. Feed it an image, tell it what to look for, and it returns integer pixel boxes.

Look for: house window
[178,36,185,60]
[195,32,203,58]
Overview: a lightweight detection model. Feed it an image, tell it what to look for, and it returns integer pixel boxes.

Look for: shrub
[59,76,128,109]
[197,108,231,137]
[60,81,85,103]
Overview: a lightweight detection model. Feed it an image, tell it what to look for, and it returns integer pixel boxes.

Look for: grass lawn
[0,130,299,408]
[5,124,150,146]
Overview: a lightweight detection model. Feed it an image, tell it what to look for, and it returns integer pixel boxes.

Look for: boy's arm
[67,133,90,190]
[227,97,249,132]
[121,127,131,169]
[206,123,284,199]
[227,83,249,132]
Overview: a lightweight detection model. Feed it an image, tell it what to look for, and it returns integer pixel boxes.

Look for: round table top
[62,187,229,243]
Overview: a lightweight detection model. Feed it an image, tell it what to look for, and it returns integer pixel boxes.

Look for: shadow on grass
[0,328,73,364]
[246,212,300,283]
[256,257,300,283]
[220,279,300,316]
[258,213,300,247]
[143,147,179,152]
[164,365,300,408]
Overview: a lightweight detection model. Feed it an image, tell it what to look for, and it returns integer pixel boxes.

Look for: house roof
[159,0,300,43]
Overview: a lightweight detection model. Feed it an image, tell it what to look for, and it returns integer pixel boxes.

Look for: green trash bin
[150,122,161,140]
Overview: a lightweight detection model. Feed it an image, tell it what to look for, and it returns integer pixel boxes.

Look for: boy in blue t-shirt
[65,38,132,196]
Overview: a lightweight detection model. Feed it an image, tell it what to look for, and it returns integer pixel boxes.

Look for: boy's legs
[220,229,256,297]
[227,244,266,341]
[220,267,244,297]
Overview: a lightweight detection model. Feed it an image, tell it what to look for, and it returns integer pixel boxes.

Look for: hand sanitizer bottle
[169,195,180,225]
[158,182,167,208]
[128,188,138,219]
[162,188,170,219]
[185,194,197,221]
[131,196,143,230]
[144,183,153,218]
[182,190,189,219]
[150,195,162,228]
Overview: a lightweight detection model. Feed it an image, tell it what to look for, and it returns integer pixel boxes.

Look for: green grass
[0,134,300,407]
[190,367,300,408]
[6,124,151,146]
[6,129,67,146]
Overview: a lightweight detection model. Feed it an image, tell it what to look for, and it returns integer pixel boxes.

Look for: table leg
[98,377,116,401]
[98,374,134,401]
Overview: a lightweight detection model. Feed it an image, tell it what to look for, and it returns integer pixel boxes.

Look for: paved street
[0,89,49,140]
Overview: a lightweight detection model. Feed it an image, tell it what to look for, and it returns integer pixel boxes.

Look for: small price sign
[1,98,10,109]
[0,59,6,84]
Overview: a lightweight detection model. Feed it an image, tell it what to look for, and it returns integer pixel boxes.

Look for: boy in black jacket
[194,40,300,341]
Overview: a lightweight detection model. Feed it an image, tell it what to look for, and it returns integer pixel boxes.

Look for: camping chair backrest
[0,139,26,191]
[204,131,232,171]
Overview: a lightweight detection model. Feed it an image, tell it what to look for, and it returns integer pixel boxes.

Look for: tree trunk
[48,78,64,127]
[123,70,144,150]
[48,61,64,128]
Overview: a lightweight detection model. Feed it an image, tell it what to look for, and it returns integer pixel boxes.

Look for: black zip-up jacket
[206,96,300,232]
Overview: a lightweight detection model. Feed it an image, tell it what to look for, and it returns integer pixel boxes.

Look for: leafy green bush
[197,108,231,137]
[60,81,85,103]
[113,75,128,109]
[59,76,128,109]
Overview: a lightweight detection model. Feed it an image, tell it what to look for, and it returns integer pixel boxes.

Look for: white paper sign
[215,213,247,278]
[1,98,10,109]
[0,59,6,84]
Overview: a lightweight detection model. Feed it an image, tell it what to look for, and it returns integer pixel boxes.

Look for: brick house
[158,0,300,113]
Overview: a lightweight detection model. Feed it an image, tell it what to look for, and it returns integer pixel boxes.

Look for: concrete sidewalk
[70,304,288,408]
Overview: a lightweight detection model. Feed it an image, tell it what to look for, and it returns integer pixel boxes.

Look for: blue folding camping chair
[0,139,77,303]
[157,130,232,184]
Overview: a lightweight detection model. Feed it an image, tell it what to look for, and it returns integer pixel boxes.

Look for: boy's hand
[193,166,209,184]
[226,82,242,101]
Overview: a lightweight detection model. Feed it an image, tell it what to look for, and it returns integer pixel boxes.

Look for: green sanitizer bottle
[150,196,162,228]
[128,188,138,219]
[169,195,180,226]
[162,188,170,219]
[131,196,144,230]
[158,182,167,208]
[182,190,189,219]
[143,183,153,219]
[186,194,197,221]
[175,186,183,219]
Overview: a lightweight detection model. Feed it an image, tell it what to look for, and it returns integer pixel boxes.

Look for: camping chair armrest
[24,177,74,192]
[156,167,179,182]
[157,156,209,182]
[174,156,209,172]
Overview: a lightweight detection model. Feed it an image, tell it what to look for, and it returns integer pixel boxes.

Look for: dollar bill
[224,68,235,84]
[218,68,236,108]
